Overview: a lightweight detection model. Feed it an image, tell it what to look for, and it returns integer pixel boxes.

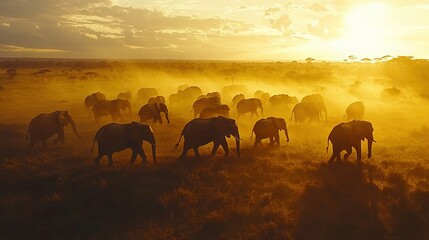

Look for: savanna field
[1,58,429,239]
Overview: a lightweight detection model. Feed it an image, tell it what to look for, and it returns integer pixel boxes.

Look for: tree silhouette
[305,57,315,63]
[31,69,51,84]
[84,71,100,81]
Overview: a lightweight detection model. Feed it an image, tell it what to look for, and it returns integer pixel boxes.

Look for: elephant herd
[25,85,373,166]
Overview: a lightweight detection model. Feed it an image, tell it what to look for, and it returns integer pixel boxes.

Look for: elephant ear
[156,102,161,112]
[350,121,366,141]
[58,111,69,125]
[214,116,230,138]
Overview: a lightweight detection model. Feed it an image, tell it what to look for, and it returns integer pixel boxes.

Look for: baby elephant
[251,117,289,147]
[91,122,157,166]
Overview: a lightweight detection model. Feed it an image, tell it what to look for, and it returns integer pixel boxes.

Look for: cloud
[0,44,66,52]
[307,14,344,39]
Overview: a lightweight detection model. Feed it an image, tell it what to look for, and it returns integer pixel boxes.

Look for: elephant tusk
[373,139,377,143]
[233,136,242,141]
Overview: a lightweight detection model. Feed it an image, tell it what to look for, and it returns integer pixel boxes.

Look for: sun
[338,3,389,58]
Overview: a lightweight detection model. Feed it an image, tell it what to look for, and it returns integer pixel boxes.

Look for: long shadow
[295,161,387,240]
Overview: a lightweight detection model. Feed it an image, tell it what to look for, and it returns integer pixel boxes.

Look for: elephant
[269,94,299,108]
[290,102,319,124]
[260,92,271,105]
[192,97,221,118]
[236,98,263,118]
[148,96,166,104]
[198,92,221,102]
[183,86,203,102]
[175,116,240,160]
[344,101,365,120]
[232,94,245,108]
[200,104,230,119]
[90,99,131,122]
[84,92,106,108]
[178,84,189,91]
[251,117,289,147]
[254,90,264,98]
[327,120,375,163]
[137,88,158,102]
[221,85,248,101]
[117,91,132,101]
[169,90,185,107]
[26,111,81,151]
[91,122,156,166]
[301,94,327,122]
[138,102,170,124]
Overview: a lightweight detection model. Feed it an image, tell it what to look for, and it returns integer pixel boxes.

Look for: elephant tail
[326,137,330,153]
[175,134,183,149]
[91,136,97,153]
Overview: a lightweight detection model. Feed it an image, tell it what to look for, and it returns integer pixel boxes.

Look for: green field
[1,58,429,239]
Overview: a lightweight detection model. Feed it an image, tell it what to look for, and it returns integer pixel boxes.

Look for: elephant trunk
[234,130,240,158]
[367,137,373,158]
[260,105,264,116]
[151,144,157,165]
[165,111,170,124]
[285,130,290,142]
[69,119,81,138]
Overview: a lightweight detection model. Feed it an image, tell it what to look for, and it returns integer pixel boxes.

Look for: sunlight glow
[339,3,389,58]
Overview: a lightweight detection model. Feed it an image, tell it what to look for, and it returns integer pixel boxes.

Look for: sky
[0,0,428,60]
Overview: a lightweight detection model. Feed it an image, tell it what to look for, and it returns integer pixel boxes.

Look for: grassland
[0,58,429,239]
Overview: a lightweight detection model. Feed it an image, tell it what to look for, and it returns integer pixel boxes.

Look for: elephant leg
[219,137,229,157]
[107,153,114,165]
[344,147,352,161]
[94,154,103,165]
[178,142,190,160]
[130,150,138,164]
[275,132,280,146]
[253,137,261,148]
[355,143,362,162]
[211,141,220,156]
[193,147,201,158]
[137,147,147,163]
[269,137,274,145]
[329,145,340,163]
[157,114,163,124]
[53,128,65,145]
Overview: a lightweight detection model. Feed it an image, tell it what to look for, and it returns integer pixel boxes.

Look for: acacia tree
[31,69,51,84]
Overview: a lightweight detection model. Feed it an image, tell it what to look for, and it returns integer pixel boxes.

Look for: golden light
[339,3,389,58]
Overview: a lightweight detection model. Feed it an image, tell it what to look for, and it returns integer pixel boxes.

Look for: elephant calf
[327,120,375,163]
[91,122,157,166]
[251,117,289,147]
[26,111,81,151]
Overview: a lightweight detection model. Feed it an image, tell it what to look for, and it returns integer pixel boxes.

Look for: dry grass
[1,59,429,239]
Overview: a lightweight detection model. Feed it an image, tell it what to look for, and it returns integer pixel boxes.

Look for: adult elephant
[192,97,220,118]
[137,88,158,102]
[175,116,240,160]
[231,94,245,108]
[200,104,230,119]
[117,91,132,101]
[198,92,221,102]
[138,103,170,124]
[169,90,185,107]
[260,92,271,105]
[252,117,289,147]
[90,99,131,122]
[254,90,264,98]
[301,94,327,122]
[269,94,299,108]
[26,111,81,151]
[91,122,156,166]
[290,102,319,124]
[84,92,106,108]
[327,120,375,163]
[183,86,203,102]
[344,101,365,120]
[236,98,263,118]
[148,96,166,104]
